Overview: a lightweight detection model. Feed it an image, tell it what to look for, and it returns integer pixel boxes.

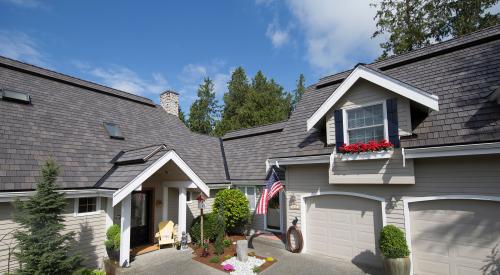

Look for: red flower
[339,139,393,154]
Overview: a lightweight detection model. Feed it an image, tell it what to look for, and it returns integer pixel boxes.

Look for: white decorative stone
[236,240,248,262]
[221,256,266,275]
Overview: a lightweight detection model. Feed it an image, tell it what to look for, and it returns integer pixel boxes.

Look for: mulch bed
[190,235,276,273]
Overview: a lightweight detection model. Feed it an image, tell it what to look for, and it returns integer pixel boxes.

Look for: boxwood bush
[213,189,250,233]
[379,225,410,259]
[189,212,218,243]
[104,224,120,250]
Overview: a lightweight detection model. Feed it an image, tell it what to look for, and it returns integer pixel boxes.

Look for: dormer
[307,66,439,184]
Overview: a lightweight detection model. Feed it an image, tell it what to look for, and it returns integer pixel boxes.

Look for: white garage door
[305,195,383,267]
[410,199,500,275]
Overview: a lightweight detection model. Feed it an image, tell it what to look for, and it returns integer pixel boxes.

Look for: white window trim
[74,197,102,217]
[237,186,257,210]
[342,101,388,145]
[300,191,387,254]
[402,195,500,275]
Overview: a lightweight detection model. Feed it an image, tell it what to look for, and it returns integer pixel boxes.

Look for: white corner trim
[402,195,500,275]
[266,155,331,170]
[112,150,209,206]
[0,188,114,202]
[306,66,439,131]
[300,191,387,253]
[73,196,102,217]
[404,142,500,159]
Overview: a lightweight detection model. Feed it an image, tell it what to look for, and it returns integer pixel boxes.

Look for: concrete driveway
[121,242,381,275]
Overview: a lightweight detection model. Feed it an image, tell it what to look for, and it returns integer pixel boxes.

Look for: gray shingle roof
[222,122,285,182]
[0,59,227,191]
[269,24,500,157]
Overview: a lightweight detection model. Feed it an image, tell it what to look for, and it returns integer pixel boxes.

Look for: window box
[340,150,393,161]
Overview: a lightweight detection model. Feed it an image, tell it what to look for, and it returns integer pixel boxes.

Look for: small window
[237,186,256,210]
[75,197,100,216]
[1,89,31,104]
[345,103,386,144]
[103,122,124,140]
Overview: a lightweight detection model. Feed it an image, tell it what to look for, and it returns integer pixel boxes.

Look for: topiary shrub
[213,189,250,233]
[379,225,410,259]
[209,255,220,263]
[104,224,120,251]
[189,212,218,243]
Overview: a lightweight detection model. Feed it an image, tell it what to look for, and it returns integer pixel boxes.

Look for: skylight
[103,122,124,140]
[1,89,31,104]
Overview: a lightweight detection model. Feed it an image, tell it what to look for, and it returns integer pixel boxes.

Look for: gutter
[403,141,500,161]
[0,188,115,202]
[266,154,331,172]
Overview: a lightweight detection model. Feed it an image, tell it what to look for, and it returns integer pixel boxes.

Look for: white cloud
[178,60,231,97]
[76,63,169,97]
[0,30,50,67]
[284,0,381,71]
[266,20,290,48]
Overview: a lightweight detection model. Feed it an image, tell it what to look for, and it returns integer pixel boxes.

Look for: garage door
[409,199,500,275]
[305,195,383,267]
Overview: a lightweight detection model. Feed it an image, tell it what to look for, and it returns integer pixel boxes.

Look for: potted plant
[104,224,120,262]
[379,225,411,275]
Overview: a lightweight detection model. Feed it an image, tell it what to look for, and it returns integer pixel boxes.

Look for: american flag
[256,169,284,215]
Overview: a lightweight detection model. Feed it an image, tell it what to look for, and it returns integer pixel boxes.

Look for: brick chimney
[160,90,179,116]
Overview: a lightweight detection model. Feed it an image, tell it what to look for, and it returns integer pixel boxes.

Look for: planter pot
[383,257,411,275]
[106,247,119,262]
[340,150,393,161]
[104,258,120,275]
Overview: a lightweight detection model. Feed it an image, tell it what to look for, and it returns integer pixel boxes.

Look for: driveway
[121,242,381,275]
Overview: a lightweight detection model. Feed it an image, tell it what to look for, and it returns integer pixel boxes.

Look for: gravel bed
[221,256,266,275]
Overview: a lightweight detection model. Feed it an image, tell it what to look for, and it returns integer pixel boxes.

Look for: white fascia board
[113,150,209,206]
[266,154,330,170]
[306,66,439,131]
[0,188,114,202]
[404,142,500,159]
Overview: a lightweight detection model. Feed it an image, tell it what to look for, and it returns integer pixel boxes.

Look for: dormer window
[103,122,124,140]
[344,102,387,144]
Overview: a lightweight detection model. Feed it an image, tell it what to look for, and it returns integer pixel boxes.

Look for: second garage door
[409,199,500,275]
[305,194,383,267]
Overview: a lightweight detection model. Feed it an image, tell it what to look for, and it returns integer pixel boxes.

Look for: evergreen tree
[372,0,500,58]
[291,73,306,110]
[188,77,219,135]
[13,159,82,275]
[178,106,188,127]
[214,67,251,136]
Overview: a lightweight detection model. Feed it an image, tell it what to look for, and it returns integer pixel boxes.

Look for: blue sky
[2,1,496,114]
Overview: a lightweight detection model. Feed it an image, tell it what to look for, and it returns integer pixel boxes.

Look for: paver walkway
[121,241,382,275]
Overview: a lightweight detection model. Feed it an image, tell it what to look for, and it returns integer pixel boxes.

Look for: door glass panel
[131,193,147,227]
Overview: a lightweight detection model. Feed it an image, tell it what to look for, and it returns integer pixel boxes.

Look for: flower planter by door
[383,257,411,275]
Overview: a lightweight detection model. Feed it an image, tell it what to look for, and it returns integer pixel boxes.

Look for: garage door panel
[306,195,383,268]
[410,199,500,275]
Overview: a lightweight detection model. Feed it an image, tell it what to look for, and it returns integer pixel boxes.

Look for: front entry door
[266,192,281,231]
[131,191,152,247]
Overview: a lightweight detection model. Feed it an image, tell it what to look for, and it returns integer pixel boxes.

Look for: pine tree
[13,159,82,275]
[178,106,188,127]
[291,73,305,111]
[372,0,500,58]
[188,77,219,135]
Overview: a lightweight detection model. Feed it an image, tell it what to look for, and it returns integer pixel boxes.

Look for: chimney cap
[161,90,179,96]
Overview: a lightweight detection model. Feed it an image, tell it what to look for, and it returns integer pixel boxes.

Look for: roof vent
[103,122,124,140]
[1,89,31,104]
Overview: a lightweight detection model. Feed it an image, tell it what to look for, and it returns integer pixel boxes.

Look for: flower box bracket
[339,150,393,161]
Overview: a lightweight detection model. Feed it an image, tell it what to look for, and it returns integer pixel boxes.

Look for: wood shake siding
[286,154,500,232]
[0,199,106,273]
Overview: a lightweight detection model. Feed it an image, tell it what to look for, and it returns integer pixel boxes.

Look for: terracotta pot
[383,257,411,275]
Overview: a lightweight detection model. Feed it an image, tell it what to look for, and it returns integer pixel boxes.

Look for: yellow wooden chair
[155,220,176,249]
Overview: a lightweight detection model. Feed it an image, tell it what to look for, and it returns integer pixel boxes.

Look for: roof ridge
[318,24,500,85]
[0,55,156,106]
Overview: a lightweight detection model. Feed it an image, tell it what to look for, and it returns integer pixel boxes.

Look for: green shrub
[104,224,120,250]
[223,239,231,247]
[214,235,224,255]
[209,256,220,263]
[252,266,261,273]
[213,189,250,233]
[190,212,218,243]
[72,268,106,275]
[224,255,232,260]
[379,225,410,259]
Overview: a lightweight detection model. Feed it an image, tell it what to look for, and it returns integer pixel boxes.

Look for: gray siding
[0,199,106,273]
[286,154,500,232]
